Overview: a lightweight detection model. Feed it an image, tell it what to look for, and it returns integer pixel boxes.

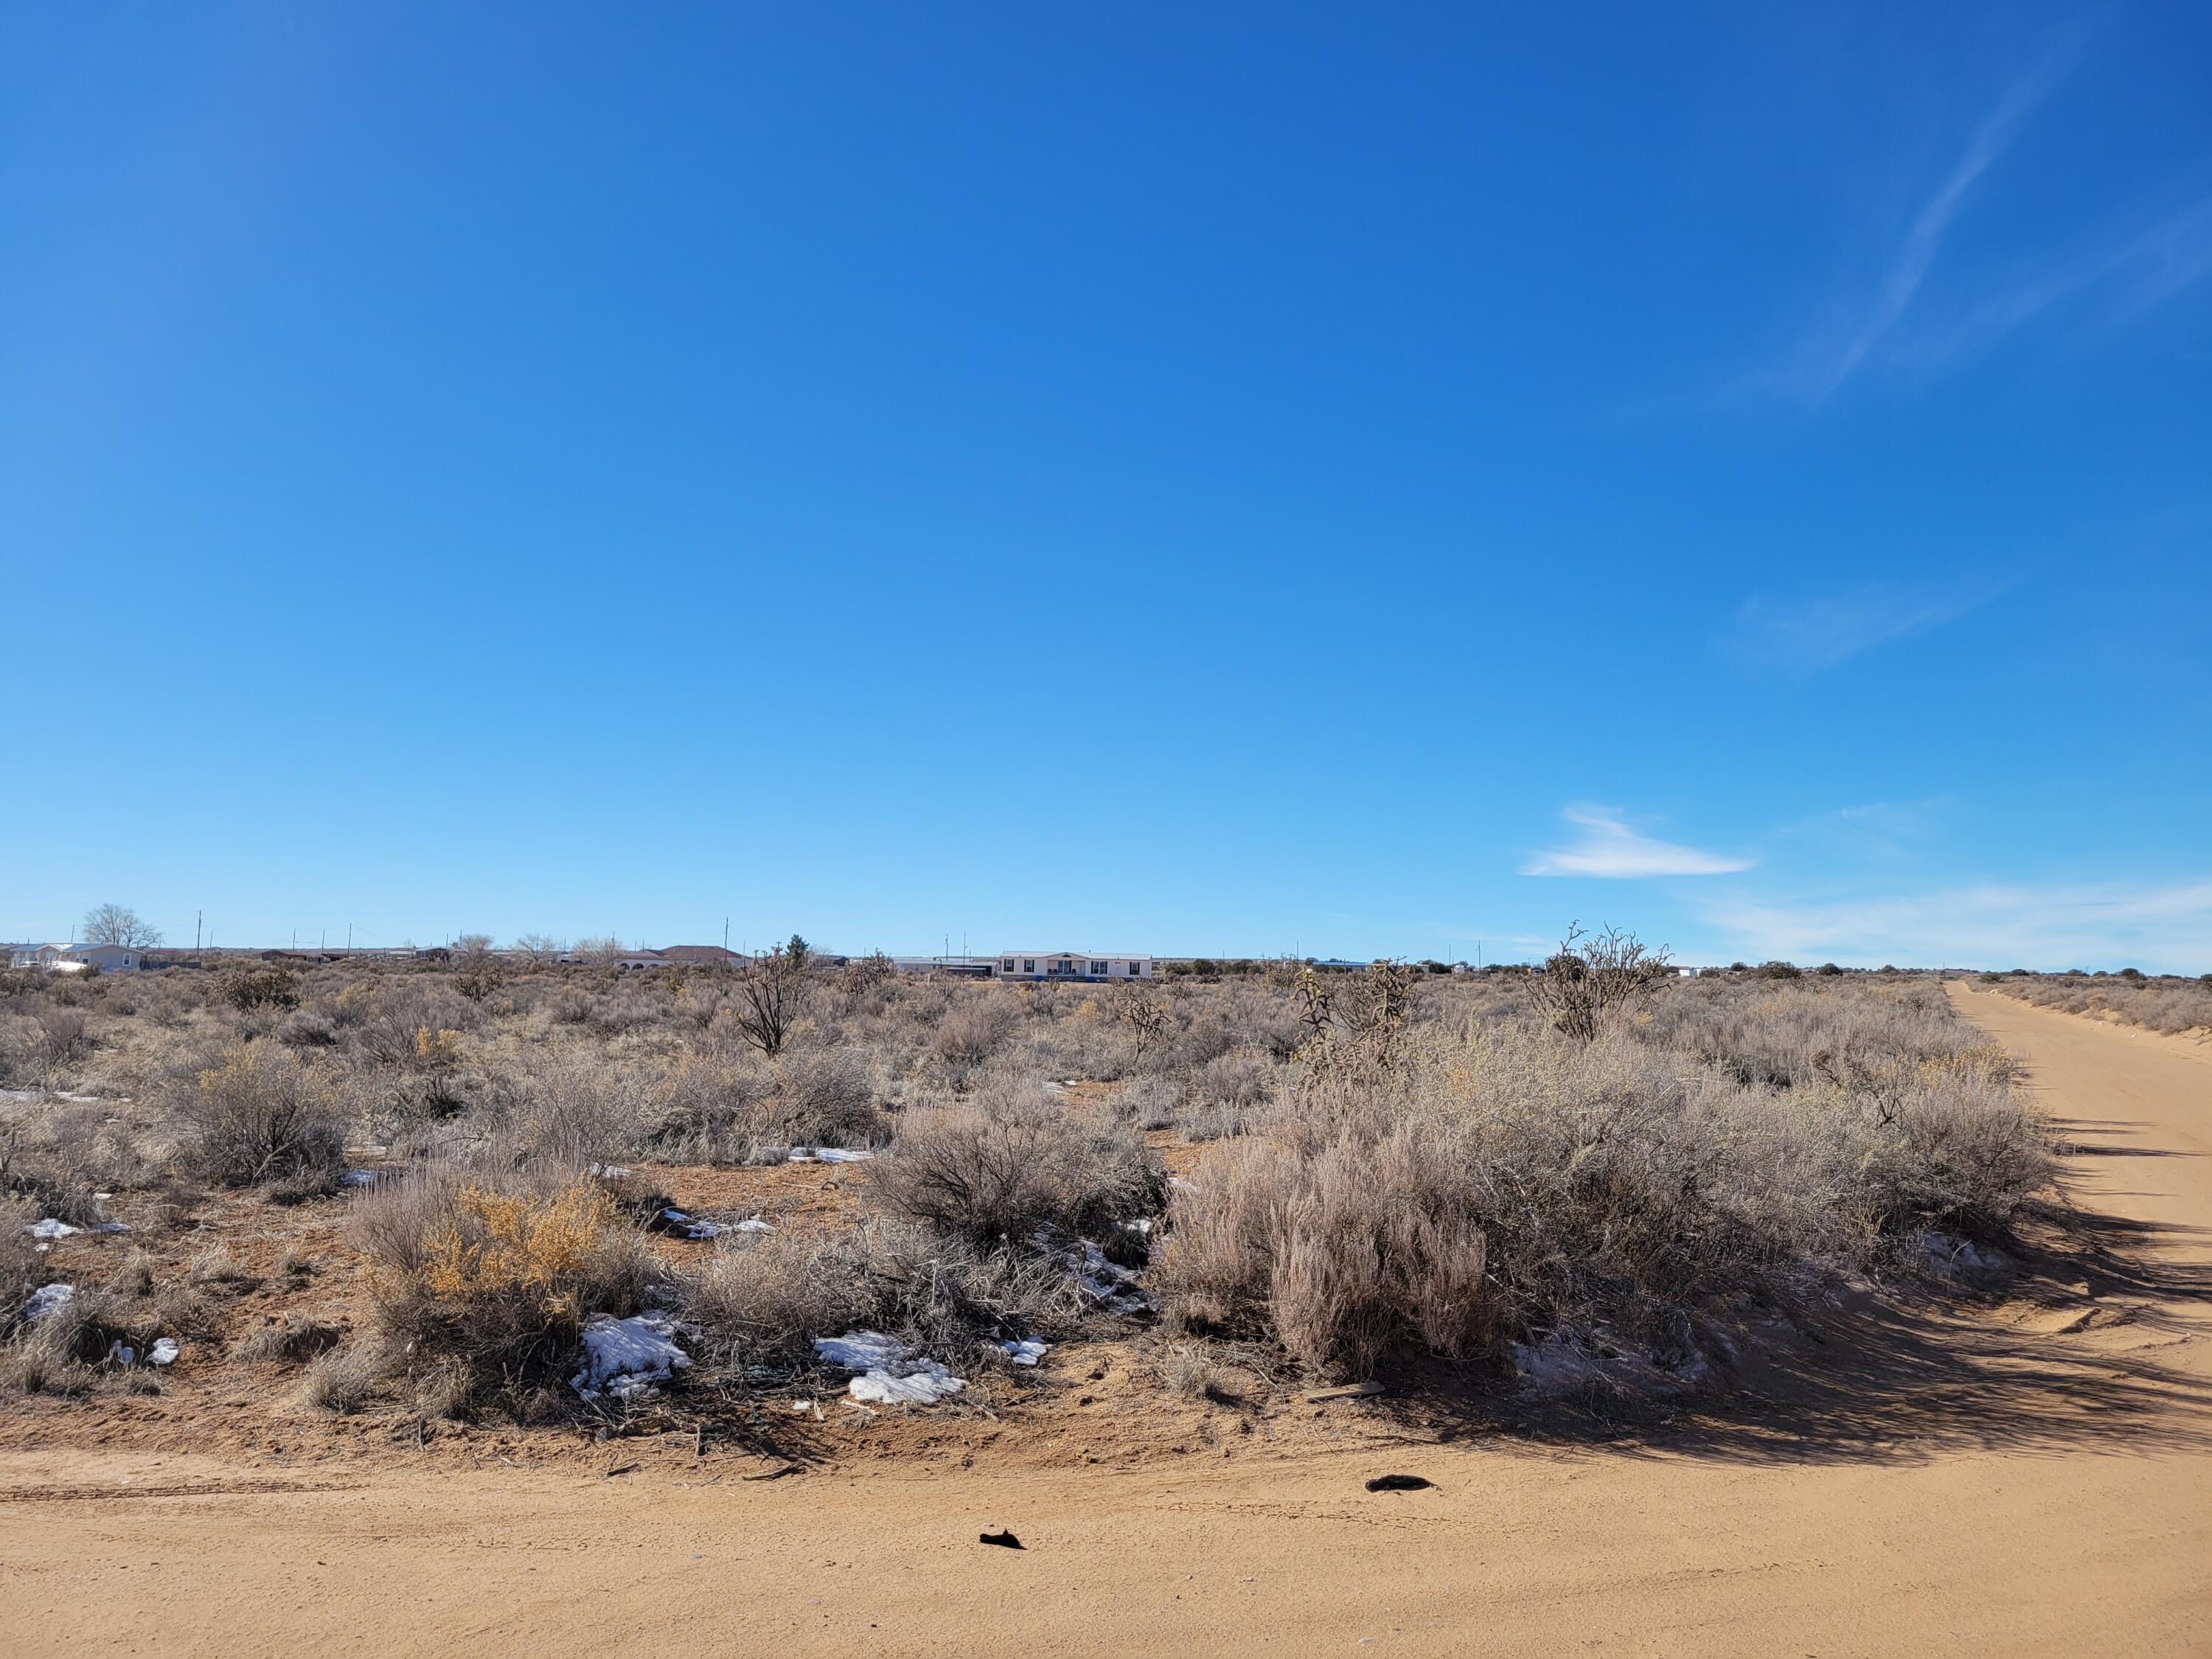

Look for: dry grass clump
[231,1312,345,1366]
[349,1165,664,1418]
[1,1195,41,1318]
[870,1079,1160,1246]
[647,1046,883,1163]
[300,1344,377,1413]
[0,1284,158,1397]
[682,1218,1071,1374]
[170,1043,344,1196]
[1161,1009,2053,1380]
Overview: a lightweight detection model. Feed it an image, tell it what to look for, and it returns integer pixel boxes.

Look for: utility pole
[723,917,729,952]
[195,911,202,954]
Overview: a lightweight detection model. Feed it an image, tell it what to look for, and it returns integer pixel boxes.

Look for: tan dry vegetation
[1980,967,2212,1040]
[0,982,2205,1655]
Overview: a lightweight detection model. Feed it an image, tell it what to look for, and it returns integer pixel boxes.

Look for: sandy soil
[3,985,2207,1657]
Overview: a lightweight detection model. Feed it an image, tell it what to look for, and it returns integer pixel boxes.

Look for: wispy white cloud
[1723,580,2001,675]
[1523,807,1751,879]
[1787,68,2062,404]
[1695,880,2212,973]
[1910,194,2212,369]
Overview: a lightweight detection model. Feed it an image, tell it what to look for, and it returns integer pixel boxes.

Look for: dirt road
[4,987,2208,1657]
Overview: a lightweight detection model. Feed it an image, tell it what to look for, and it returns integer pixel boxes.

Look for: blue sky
[4,4,2208,969]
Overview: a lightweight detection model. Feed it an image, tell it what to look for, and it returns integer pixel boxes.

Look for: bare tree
[81,902,162,949]
[1528,923,1669,1041]
[512,933,560,969]
[1107,981,1169,1059]
[453,933,494,959]
[730,943,813,1057]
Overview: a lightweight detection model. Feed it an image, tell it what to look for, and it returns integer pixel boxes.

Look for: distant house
[994,952,1153,983]
[655,945,742,967]
[9,942,142,973]
[891,956,995,978]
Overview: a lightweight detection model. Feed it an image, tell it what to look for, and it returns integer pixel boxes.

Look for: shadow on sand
[1391,1202,2212,1468]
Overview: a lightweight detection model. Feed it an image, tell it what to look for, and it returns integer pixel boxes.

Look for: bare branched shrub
[684,1218,1072,1373]
[222,967,300,1013]
[774,1048,883,1149]
[729,947,812,1057]
[872,1080,1159,1246]
[172,1043,344,1194]
[1528,924,1667,1042]
[931,1003,1009,1069]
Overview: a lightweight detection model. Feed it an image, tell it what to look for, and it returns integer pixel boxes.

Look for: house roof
[998,950,1153,960]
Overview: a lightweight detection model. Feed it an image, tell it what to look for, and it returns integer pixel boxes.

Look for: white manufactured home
[995,952,1153,983]
[8,943,142,973]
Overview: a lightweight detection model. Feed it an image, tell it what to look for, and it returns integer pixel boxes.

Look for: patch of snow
[999,1338,1049,1366]
[27,1218,77,1240]
[788,1147,873,1164]
[848,1360,965,1405]
[24,1284,74,1321]
[570,1314,692,1402]
[340,1169,381,1188]
[813,1329,967,1406]
[1508,1333,1610,1398]
[733,1217,777,1234]
[588,1162,630,1179]
[1509,1327,1712,1399]
[1921,1231,2007,1281]
[148,1338,179,1366]
[813,1330,911,1371]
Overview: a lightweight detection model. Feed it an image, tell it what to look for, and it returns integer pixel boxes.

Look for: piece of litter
[24,1284,74,1321]
[570,1314,692,1402]
[339,1169,380,1188]
[998,1338,1050,1366]
[788,1147,874,1164]
[107,1340,137,1367]
[733,1217,777,1234]
[1307,1381,1386,1402]
[27,1219,77,1240]
[1364,1474,1433,1492]
[148,1338,179,1366]
[978,1529,1023,1549]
